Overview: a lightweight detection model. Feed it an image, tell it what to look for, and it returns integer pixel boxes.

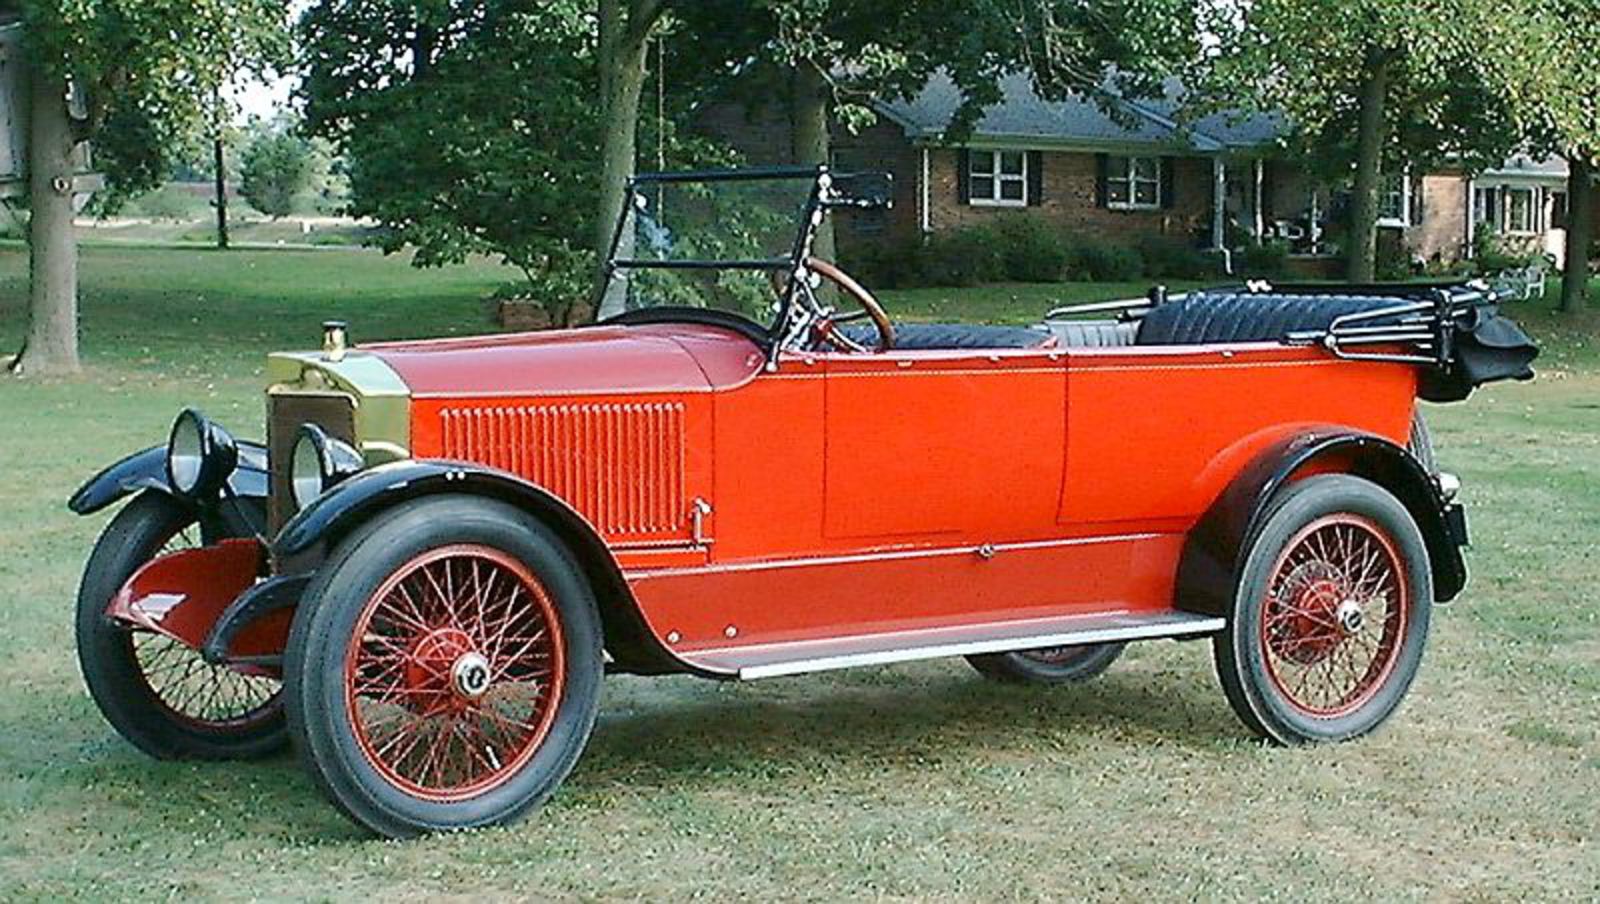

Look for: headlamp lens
[167,411,206,495]
[290,427,330,511]
[165,409,236,499]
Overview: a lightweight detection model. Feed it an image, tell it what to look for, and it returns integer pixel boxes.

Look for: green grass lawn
[1,246,1597,900]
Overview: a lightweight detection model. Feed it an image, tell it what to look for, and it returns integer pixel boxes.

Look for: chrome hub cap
[1336,599,1366,635]
[451,651,492,699]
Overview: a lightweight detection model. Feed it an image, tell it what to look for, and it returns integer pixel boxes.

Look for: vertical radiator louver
[438,402,688,538]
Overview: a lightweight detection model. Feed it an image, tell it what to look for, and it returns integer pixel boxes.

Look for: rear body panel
[374,325,1418,672]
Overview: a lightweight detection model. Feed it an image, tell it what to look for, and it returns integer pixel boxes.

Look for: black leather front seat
[840,322,1056,351]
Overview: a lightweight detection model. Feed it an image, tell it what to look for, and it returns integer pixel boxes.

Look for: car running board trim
[677,610,1225,680]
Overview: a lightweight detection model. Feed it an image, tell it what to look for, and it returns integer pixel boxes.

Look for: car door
[821,348,1066,541]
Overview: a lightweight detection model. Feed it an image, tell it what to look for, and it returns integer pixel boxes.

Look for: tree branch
[626,0,670,46]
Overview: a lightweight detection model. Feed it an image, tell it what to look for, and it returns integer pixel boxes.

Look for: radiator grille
[268,393,356,533]
[439,402,688,537]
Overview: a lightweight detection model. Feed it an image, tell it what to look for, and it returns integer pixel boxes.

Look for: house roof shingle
[877,72,1285,155]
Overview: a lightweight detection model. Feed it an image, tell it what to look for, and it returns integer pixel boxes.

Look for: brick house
[697,72,1590,270]
[1424,156,1578,265]
[699,72,1277,256]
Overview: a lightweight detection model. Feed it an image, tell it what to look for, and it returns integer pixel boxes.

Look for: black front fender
[273,459,695,677]
[1175,430,1468,617]
[68,442,270,516]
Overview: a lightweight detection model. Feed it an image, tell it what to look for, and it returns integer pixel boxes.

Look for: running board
[677,610,1225,680]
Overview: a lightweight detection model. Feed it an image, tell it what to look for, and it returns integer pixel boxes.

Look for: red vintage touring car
[70,167,1536,837]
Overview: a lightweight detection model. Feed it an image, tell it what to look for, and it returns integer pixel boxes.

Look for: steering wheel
[802,258,895,352]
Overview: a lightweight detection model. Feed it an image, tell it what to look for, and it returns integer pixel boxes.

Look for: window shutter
[1161,158,1177,210]
[1095,154,1109,208]
[957,149,971,204]
[1411,176,1425,227]
[1027,151,1044,206]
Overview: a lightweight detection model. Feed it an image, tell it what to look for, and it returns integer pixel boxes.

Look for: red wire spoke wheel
[1214,475,1432,745]
[133,633,281,730]
[130,525,282,731]
[75,493,286,760]
[345,545,565,802]
[1259,515,1408,718]
[286,496,603,838]
[966,642,1125,684]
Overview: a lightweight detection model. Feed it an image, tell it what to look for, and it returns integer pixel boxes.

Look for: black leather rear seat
[1135,292,1406,346]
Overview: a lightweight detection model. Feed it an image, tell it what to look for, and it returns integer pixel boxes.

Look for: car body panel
[1060,343,1417,528]
[373,322,1419,663]
[367,324,765,398]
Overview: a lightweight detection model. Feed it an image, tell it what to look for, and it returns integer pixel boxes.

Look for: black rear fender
[1176,430,1468,618]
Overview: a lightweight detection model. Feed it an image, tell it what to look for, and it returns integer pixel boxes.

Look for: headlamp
[165,409,238,500]
[289,424,363,511]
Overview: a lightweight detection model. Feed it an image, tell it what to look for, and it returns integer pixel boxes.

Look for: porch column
[1212,157,1227,249]
[1253,158,1265,243]
[1465,178,1476,255]
[920,147,931,234]
[1310,190,1322,255]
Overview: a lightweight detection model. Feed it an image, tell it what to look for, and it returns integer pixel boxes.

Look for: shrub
[842,237,929,289]
[1236,240,1291,279]
[922,226,1006,287]
[485,248,595,326]
[125,184,207,222]
[995,216,1070,282]
[307,229,369,247]
[1064,236,1143,282]
[1139,235,1218,279]
[1375,229,1415,281]
[840,228,1004,289]
[1471,225,1537,276]
[241,130,316,220]
[1421,254,1472,279]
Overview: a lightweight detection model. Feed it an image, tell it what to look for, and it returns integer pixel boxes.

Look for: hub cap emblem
[1336,600,1365,635]
[452,652,492,699]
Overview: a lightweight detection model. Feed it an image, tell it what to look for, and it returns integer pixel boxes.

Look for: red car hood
[365,323,765,397]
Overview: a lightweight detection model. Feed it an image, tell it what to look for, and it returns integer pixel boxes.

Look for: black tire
[284,495,603,838]
[75,492,286,760]
[1213,475,1432,745]
[966,643,1126,684]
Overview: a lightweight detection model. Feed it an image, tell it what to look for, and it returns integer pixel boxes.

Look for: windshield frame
[600,165,829,351]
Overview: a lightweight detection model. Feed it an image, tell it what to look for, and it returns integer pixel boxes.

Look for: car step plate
[679,610,1225,679]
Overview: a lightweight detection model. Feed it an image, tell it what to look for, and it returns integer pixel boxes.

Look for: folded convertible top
[1134,282,1538,403]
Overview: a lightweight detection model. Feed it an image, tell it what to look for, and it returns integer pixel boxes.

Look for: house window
[969,151,1027,206]
[1474,186,1502,230]
[1505,186,1538,235]
[1552,191,1569,230]
[1107,156,1162,210]
[1377,174,1413,227]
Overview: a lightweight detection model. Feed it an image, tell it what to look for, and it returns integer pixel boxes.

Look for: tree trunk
[20,65,81,376]
[1346,50,1390,283]
[792,62,834,264]
[592,0,657,320]
[1560,152,1593,314]
[214,135,230,250]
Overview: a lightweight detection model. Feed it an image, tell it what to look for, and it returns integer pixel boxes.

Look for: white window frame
[1473,185,1502,230]
[1377,173,1414,228]
[967,149,1029,207]
[1106,156,1163,211]
[1504,186,1539,235]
